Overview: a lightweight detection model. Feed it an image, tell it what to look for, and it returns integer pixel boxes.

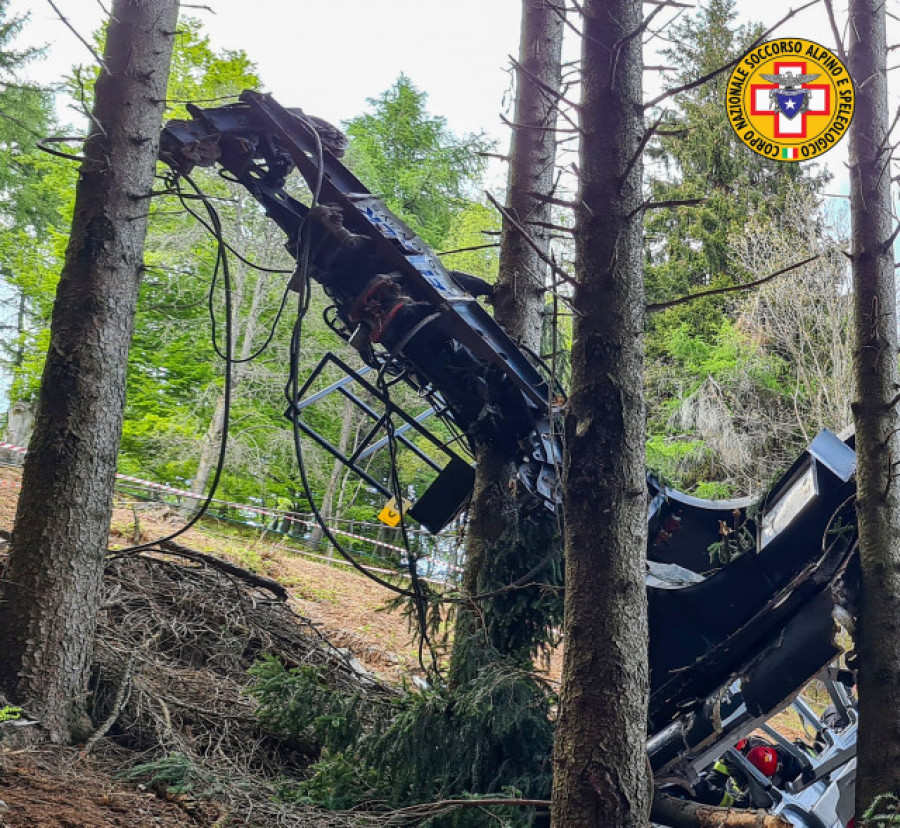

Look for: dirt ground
[0,463,423,827]
[0,749,202,828]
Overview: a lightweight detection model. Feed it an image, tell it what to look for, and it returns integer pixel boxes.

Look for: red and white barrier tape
[0,442,458,565]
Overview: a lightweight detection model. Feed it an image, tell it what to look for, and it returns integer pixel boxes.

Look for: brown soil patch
[0,750,198,828]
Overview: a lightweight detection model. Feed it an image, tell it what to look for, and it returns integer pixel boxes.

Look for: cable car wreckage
[160,91,861,826]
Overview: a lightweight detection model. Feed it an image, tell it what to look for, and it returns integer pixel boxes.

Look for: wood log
[156,539,289,601]
[651,793,792,828]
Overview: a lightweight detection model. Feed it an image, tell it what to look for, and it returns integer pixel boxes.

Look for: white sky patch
[8,2,900,198]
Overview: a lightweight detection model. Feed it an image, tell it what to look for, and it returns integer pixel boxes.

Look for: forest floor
[0,463,820,826]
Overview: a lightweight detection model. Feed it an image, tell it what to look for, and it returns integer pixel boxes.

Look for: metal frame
[286,352,473,502]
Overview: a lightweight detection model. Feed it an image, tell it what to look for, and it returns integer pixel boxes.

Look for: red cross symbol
[750,61,830,140]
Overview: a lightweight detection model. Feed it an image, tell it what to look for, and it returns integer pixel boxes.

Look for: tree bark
[847,0,900,814]
[550,1,649,826]
[0,0,178,744]
[450,0,563,684]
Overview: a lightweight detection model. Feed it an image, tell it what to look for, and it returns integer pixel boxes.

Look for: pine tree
[846,0,900,812]
[344,75,489,249]
[449,0,564,684]
[551,0,649,823]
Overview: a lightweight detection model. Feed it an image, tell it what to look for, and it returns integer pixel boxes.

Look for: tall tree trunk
[450,0,563,684]
[0,0,178,744]
[847,0,900,813]
[551,1,649,826]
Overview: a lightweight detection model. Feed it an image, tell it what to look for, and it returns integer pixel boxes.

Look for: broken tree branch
[632,197,706,217]
[823,0,849,66]
[621,112,667,188]
[146,540,290,601]
[647,254,819,312]
[651,792,792,827]
[46,0,110,75]
[485,191,578,288]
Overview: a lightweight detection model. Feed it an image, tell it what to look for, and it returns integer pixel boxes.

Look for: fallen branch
[82,652,135,754]
[651,793,792,827]
[152,539,290,601]
[647,254,819,313]
[355,797,551,827]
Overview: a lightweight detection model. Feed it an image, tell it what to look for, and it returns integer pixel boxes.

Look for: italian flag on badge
[781,147,799,160]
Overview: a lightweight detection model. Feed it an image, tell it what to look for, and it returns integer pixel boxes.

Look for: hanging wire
[111,176,236,557]
[170,173,295,365]
[375,358,442,675]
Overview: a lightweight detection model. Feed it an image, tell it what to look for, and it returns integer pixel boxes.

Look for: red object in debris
[747,745,778,777]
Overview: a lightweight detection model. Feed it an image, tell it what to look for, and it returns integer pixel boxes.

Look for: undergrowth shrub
[249,654,554,826]
[119,753,209,796]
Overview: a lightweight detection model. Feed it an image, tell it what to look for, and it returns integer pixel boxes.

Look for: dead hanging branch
[526,191,582,209]
[437,242,501,256]
[501,114,581,134]
[631,197,706,217]
[621,112,668,188]
[46,0,110,75]
[485,190,578,287]
[644,0,822,109]
[647,254,820,313]
[510,56,583,122]
[614,0,674,54]
[823,0,850,66]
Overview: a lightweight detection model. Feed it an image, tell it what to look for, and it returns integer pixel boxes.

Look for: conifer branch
[631,197,705,216]
[646,254,820,313]
[621,113,667,189]
[823,0,849,66]
[45,0,110,75]
[486,191,578,288]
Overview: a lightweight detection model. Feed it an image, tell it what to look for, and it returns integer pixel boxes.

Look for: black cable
[167,171,293,275]
[375,364,442,675]
[171,175,294,365]
[110,176,235,557]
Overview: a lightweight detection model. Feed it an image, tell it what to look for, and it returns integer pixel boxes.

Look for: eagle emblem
[760,70,821,120]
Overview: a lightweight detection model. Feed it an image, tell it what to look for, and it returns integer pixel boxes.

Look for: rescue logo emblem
[726,38,854,162]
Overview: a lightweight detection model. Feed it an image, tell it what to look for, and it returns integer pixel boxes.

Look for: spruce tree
[644,0,827,347]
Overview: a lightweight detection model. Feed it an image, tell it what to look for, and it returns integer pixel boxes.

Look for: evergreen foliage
[0,1,67,394]
[344,75,492,248]
[644,0,828,345]
[453,496,563,681]
[250,655,553,826]
[642,0,841,497]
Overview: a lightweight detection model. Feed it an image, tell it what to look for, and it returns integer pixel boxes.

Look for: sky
[8,0,871,165]
[10,0,900,215]
[10,1,523,143]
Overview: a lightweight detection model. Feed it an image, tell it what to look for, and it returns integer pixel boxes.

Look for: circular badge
[726,38,854,162]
